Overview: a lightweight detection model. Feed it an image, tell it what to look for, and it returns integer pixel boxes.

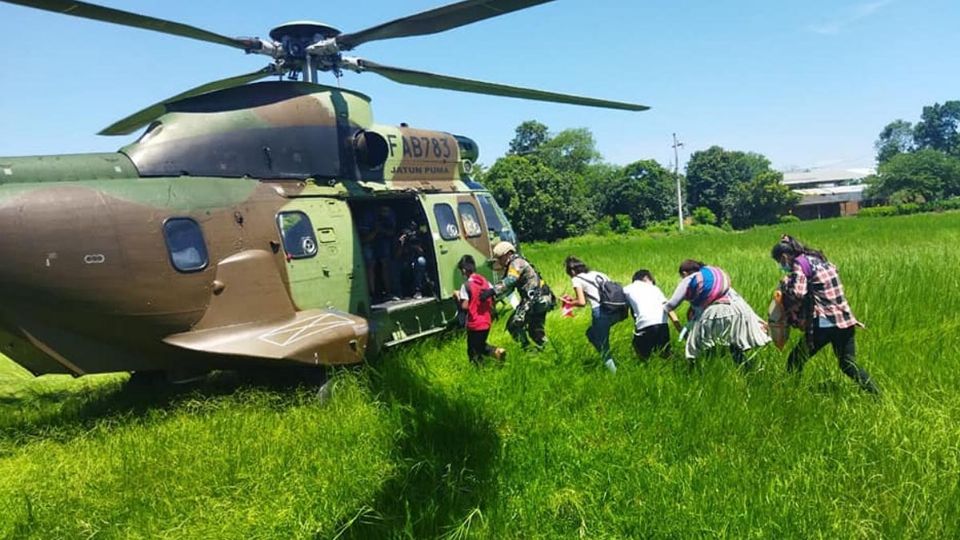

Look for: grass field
[2,213,960,538]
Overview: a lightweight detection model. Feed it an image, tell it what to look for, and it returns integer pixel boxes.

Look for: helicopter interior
[349,197,440,311]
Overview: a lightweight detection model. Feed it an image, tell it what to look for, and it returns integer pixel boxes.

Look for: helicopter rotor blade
[2,0,262,50]
[336,0,554,50]
[352,58,649,112]
[100,65,281,136]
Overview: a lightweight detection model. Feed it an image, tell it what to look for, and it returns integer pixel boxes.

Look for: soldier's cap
[492,241,516,258]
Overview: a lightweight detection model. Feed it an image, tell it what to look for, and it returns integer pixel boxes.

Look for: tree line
[868,100,960,204]
[476,120,798,242]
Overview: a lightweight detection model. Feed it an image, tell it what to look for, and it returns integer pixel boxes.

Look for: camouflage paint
[0,82,511,376]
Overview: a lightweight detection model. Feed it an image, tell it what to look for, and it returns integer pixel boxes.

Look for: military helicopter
[0,0,647,381]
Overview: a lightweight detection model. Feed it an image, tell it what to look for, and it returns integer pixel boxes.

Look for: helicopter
[0,0,647,381]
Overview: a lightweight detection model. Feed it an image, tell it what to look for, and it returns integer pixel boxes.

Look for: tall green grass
[2,213,959,538]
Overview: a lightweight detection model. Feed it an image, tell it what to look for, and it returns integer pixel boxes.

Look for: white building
[782,168,874,220]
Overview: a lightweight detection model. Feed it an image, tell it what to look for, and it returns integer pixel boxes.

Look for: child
[622,269,678,360]
[455,255,506,365]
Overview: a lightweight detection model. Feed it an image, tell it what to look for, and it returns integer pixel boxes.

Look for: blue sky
[1,0,957,171]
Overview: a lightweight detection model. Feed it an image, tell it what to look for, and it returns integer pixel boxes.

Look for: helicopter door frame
[421,193,496,297]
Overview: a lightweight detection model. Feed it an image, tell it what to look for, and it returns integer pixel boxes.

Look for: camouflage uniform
[494,254,551,348]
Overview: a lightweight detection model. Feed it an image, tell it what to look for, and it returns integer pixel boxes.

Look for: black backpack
[582,274,628,320]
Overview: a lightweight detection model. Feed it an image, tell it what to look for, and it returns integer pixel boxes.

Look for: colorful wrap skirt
[685,292,771,359]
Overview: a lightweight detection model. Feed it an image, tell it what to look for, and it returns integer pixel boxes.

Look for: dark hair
[564,255,590,276]
[458,254,476,275]
[770,234,827,262]
[678,259,704,275]
[632,269,656,284]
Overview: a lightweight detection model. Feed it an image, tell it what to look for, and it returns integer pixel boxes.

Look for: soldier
[482,241,553,349]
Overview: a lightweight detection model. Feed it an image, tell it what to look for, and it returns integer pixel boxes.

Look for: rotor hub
[270,21,341,60]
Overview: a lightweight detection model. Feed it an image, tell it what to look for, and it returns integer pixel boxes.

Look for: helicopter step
[370,296,436,313]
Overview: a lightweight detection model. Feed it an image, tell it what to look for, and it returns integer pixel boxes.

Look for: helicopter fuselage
[0,82,515,377]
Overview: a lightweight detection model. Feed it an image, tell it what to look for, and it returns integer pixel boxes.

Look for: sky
[0,0,958,171]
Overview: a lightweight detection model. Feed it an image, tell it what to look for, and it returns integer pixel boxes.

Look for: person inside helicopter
[353,199,438,306]
[396,217,433,299]
[374,205,399,300]
[357,207,381,298]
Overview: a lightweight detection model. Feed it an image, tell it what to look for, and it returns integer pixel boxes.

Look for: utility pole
[672,133,685,231]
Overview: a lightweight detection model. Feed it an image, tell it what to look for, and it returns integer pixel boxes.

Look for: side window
[477,194,504,232]
[434,203,460,240]
[458,202,483,238]
[163,218,208,273]
[277,211,318,259]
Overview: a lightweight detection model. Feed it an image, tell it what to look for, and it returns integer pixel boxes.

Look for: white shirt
[623,280,668,331]
[571,271,609,309]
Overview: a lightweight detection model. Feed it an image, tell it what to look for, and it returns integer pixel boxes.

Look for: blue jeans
[587,307,617,360]
[410,255,426,293]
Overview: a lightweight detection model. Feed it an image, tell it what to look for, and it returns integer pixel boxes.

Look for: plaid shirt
[782,256,858,329]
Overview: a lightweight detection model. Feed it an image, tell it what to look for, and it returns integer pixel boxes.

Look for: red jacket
[464,273,493,331]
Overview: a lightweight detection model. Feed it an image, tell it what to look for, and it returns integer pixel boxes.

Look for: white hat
[492,241,516,258]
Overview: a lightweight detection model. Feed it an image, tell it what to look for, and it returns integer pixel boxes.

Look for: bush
[896,203,922,215]
[691,206,717,226]
[929,197,960,211]
[589,218,613,236]
[611,214,633,234]
[778,215,801,224]
[858,206,897,218]
[645,218,681,234]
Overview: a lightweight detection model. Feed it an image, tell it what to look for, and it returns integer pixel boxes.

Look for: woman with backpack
[561,256,623,373]
[454,255,506,365]
[665,260,770,367]
[771,235,878,393]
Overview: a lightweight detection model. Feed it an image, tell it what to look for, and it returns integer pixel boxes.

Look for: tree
[866,149,960,203]
[913,101,960,155]
[599,160,676,229]
[727,170,801,229]
[875,119,915,164]
[483,155,595,241]
[685,146,772,223]
[537,128,602,174]
[507,120,549,156]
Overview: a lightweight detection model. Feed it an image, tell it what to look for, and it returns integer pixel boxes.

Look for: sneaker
[413,291,423,299]
[493,348,507,362]
[604,358,617,374]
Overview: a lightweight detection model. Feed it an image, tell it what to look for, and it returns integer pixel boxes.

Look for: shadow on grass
[0,368,331,451]
[337,354,501,539]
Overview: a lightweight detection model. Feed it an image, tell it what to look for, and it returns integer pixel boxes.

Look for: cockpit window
[277,211,318,259]
[477,194,504,232]
[163,218,209,273]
